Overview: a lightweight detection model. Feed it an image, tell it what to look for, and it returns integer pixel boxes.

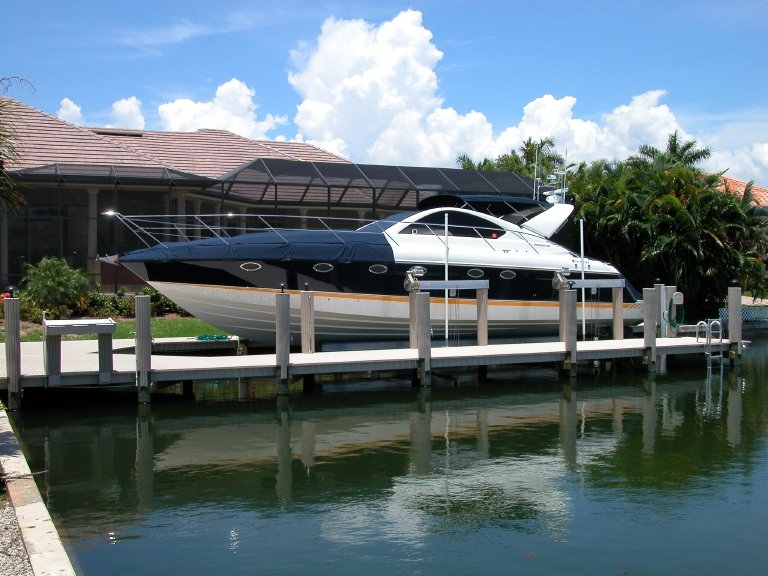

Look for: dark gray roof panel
[13,151,535,212]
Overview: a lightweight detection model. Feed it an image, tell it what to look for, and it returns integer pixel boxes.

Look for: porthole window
[467,268,484,279]
[240,262,262,272]
[500,270,517,280]
[313,262,334,273]
[369,264,388,274]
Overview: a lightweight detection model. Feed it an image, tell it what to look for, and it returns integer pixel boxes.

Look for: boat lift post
[656,283,667,374]
[554,275,627,379]
[276,289,291,395]
[405,267,490,347]
[409,291,432,386]
[135,294,152,404]
[656,283,681,374]
[553,273,627,340]
[559,287,578,383]
[727,284,743,365]
[643,287,659,374]
[300,287,315,354]
[300,287,317,391]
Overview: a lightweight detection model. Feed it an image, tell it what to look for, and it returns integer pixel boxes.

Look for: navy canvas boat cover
[119,228,396,264]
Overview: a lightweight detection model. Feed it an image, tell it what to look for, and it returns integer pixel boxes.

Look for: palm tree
[455,153,477,170]
[455,137,565,179]
[571,133,768,318]
[638,130,711,168]
[719,180,768,297]
[455,153,496,171]
[518,137,564,181]
[493,151,528,175]
[570,159,647,272]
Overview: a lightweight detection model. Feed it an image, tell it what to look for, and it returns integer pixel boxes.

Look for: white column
[238,209,247,234]
[192,199,203,239]
[174,190,187,239]
[87,188,99,280]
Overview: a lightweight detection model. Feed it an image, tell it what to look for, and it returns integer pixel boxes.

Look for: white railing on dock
[697,319,725,366]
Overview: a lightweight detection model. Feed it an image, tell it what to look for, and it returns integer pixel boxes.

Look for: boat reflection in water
[12,350,767,576]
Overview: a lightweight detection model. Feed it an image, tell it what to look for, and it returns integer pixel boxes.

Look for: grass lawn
[0,315,229,342]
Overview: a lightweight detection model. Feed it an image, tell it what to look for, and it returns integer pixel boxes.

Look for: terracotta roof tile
[2,98,348,178]
[92,127,349,178]
[720,176,768,207]
[2,97,162,169]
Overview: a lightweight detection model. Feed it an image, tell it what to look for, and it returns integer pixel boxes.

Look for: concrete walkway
[0,407,76,575]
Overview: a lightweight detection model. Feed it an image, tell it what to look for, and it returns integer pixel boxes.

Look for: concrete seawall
[0,406,77,575]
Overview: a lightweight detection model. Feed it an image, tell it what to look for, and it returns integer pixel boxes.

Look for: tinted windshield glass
[403,211,505,238]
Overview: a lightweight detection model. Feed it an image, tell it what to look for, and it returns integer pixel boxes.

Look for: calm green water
[10,340,768,576]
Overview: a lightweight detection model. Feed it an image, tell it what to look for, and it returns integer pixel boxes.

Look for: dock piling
[727,285,742,365]
[3,297,21,410]
[656,283,667,374]
[559,288,577,382]
[612,286,624,339]
[477,288,489,346]
[135,295,152,404]
[300,290,317,390]
[643,287,659,373]
[276,292,291,395]
[301,290,315,354]
[411,292,431,386]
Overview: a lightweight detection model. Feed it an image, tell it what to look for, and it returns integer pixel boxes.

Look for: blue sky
[4,0,768,183]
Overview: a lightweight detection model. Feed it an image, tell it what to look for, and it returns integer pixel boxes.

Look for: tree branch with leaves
[1,76,31,211]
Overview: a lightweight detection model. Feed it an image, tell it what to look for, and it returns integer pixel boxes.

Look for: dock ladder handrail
[696,319,724,366]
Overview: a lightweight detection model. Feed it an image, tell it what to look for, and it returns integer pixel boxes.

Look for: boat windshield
[356,212,415,232]
[400,210,507,239]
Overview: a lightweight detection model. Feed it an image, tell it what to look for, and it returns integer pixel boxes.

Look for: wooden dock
[1,284,745,407]
[0,335,732,387]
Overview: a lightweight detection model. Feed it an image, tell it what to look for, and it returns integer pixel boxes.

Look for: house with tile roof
[720,176,768,207]
[1,98,536,289]
[0,97,353,288]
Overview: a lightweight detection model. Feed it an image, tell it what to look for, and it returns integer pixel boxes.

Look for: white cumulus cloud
[288,9,447,164]
[57,98,84,125]
[157,78,288,138]
[54,10,768,185]
[286,10,768,183]
[110,96,145,130]
[286,11,687,169]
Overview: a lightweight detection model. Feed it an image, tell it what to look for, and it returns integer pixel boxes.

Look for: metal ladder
[696,319,724,366]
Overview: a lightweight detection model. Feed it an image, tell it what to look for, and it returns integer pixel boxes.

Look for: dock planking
[0,335,728,390]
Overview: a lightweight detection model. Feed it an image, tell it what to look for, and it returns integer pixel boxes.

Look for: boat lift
[405,266,490,346]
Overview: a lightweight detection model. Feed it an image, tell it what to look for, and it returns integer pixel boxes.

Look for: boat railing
[105,211,389,248]
[106,211,523,251]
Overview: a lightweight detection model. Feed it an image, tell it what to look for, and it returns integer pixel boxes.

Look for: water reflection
[11,342,768,576]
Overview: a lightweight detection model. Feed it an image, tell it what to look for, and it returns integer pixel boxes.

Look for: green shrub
[20,257,90,320]
[20,299,44,323]
[8,260,185,323]
[138,286,187,316]
[84,285,135,317]
[82,286,185,318]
